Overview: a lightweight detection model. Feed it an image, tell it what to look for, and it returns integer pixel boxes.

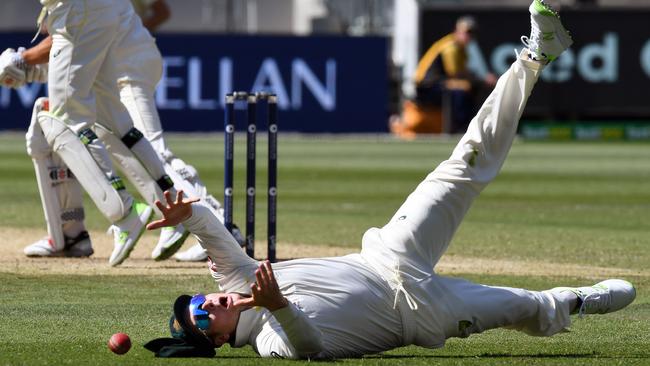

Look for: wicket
[224,91,278,262]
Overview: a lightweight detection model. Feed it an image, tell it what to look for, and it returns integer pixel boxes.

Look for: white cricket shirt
[184,204,411,359]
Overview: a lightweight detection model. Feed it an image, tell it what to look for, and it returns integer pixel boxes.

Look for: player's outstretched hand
[147,190,200,230]
[233,261,288,312]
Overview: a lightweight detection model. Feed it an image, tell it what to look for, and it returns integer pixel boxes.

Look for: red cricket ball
[108,332,131,355]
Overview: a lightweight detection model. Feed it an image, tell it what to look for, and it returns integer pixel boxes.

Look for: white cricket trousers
[117,45,167,154]
[115,41,225,217]
[361,55,572,349]
[43,0,139,219]
[45,0,155,138]
[43,0,169,218]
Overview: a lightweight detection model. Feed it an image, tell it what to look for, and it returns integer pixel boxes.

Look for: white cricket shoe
[554,279,636,317]
[24,231,94,258]
[24,237,60,257]
[173,242,207,262]
[151,224,190,261]
[521,0,573,63]
[107,202,153,266]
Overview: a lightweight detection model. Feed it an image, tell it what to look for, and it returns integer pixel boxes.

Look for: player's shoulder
[433,34,455,48]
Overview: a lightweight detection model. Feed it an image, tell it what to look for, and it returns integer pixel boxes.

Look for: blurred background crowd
[2,0,649,139]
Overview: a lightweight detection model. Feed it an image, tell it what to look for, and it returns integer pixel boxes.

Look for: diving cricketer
[143,1,636,359]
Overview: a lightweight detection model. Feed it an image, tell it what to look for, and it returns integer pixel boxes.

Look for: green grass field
[1,133,648,365]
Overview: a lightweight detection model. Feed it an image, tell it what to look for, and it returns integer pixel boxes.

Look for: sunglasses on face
[189,294,210,332]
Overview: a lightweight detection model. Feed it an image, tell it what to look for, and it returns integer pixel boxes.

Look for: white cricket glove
[0,48,27,88]
[26,63,48,84]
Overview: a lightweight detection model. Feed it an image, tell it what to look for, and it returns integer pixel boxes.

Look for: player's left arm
[253,306,324,359]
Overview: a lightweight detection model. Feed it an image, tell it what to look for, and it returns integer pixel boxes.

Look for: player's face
[189,293,242,345]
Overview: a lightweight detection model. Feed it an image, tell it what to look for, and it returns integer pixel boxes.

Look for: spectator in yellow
[391,16,496,138]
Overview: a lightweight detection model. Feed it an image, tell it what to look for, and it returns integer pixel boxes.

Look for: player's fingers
[255,268,266,289]
[183,197,201,204]
[147,219,167,230]
[260,264,273,289]
[163,190,173,205]
[250,282,261,299]
[154,199,167,213]
[175,190,183,205]
[264,261,277,284]
[259,262,272,287]
[233,297,255,309]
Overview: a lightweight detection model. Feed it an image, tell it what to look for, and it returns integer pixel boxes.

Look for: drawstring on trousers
[391,261,418,311]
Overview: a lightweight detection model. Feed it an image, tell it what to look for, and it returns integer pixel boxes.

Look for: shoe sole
[596,279,636,313]
[25,251,59,257]
[547,15,573,50]
[25,249,93,258]
[533,0,573,50]
[110,208,154,267]
[153,229,191,261]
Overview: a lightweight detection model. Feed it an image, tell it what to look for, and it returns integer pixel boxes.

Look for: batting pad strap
[61,208,85,223]
[78,128,98,145]
[157,175,174,191]
[121,127,144,149]
[109,176,126,191]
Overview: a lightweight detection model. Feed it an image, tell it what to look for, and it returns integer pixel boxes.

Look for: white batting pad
[93,123,164,215]
[38,112,129,222]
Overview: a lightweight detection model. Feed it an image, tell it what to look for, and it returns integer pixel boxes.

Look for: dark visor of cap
[189,294,210,331]
[171,294,215,349]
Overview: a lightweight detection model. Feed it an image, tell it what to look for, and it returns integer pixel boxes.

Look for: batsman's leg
[24,98,93,257]
[93,23,196,263]
[45,0,137,222]
[118,71,244,261]
[114,35,244,260]
[44,0,154,266]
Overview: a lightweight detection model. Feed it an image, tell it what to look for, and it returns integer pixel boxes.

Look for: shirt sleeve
[183,203,258,291]
[254,303,324,359]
